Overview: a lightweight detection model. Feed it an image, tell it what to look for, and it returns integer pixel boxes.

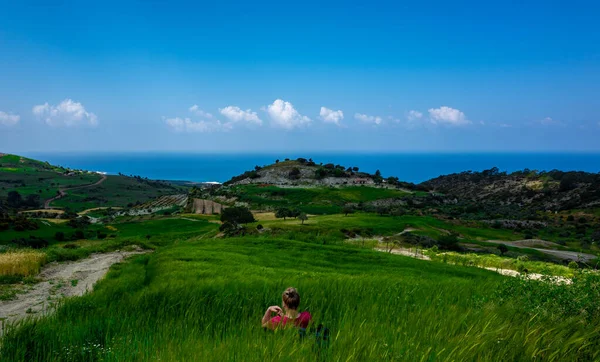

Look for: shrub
[220,207,255,224]
[437,233,460,250]
[568,261,579,269]
[288,167,301,180]
[12,236,48,249]
[497,244,509,255]
[54,231,65,241]
[256,224,263,230]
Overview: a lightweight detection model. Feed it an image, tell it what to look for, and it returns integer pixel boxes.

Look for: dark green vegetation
[3,216,600,361]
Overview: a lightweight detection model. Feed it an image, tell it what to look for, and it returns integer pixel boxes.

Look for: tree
[559,175,577,192]
[220,207,255,224]
[275,208,292,220]
[497,244,509,255]
[315,168,328,180]
[299,212,308,225]
[352,167,359,172]
[7,191,22,208]
[437,233,459,250]
[342,205,355,216]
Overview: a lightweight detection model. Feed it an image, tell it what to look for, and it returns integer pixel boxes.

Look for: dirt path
[375,247,573,284]
[486,239,597,263]
[44,174,107,209]
[0,249,148,333]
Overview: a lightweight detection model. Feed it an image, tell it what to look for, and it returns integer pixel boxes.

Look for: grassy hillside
[225,184,413,214]
[51,175,186,212]
[0,154,101,202]
[2,222,599,361]
[0,154,188,212]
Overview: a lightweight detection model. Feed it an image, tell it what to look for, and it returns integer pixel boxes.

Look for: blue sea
[21,152,600,184]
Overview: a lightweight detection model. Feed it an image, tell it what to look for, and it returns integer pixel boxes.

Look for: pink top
[270,311,312,329]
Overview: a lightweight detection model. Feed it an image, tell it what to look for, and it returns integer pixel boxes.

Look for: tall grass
[0,250,47,277]
[426,250,574,277]
[2,237,599,361]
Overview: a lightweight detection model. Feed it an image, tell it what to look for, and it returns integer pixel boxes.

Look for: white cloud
[266,99,311,129]
[355,113,382,125]
[0,111,20,126]
[163,117,233,133]
[537,117,563,126]
[32,99,98,127]
[428,106,469,126]
[188,105,214,119]
[219,106,262,125]
[406,110,423,122]
[319,107,344,126]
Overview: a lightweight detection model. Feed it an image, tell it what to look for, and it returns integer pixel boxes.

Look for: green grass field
[2,226,599,361]
[230,185,410,214]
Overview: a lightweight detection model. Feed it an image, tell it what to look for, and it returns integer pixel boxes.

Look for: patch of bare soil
[0,248,150,334]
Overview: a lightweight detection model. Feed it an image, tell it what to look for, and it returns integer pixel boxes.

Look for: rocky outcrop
[192,199,226,215]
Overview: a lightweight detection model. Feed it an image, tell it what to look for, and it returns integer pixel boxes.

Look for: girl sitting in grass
[262,287,312,330]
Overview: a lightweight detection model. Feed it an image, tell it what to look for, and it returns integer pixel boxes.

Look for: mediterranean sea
[21,152,600,184]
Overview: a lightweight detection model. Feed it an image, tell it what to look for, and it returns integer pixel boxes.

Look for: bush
[220,207,255,224]
[288,167,301,180]
[12,236,48,249]
[437,233,460,250]
[568,261,579,269]
[54,232,65,241]
[497,244,509,255]
[256,224,263,230]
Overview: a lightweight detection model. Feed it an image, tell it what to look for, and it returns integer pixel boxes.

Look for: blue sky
[1,0,599,152]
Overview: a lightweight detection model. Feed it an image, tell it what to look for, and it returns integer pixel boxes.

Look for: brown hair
[282,287,300,310]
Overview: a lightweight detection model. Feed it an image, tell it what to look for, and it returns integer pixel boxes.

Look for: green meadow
[2,216,600,361]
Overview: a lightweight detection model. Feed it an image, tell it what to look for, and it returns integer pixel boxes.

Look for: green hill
[0,153,188,213]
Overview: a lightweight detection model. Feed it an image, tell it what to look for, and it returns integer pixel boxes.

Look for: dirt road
[44,174,107,209]
[0,249,148,333]
[487,239,597,263]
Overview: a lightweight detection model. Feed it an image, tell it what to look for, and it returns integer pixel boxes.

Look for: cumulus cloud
[163,117,233,133]
[355,113,382,125]
[188,105,214,119]
[266,99,311,129]
[219,106,262,125]
[427,106,469,126]
[319,107,344,126]
[32,99,98,127]
[406,110,423,122]
[0,111,20,126]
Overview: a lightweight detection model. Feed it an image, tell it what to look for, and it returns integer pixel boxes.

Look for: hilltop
[423,167,600,212]
[224,157,427,191]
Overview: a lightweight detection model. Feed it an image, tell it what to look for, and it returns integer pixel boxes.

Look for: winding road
[44,174,107,209]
